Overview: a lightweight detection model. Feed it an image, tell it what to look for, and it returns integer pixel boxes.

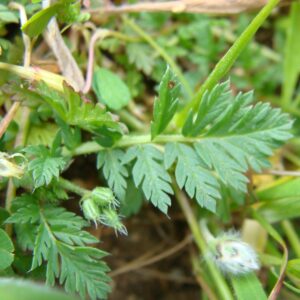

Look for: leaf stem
[173,183,234,300]
[5,2,31,220]
[177,0,280,122]
[58,177,89,196]
[122,16,193,98]
[69,134,199,156]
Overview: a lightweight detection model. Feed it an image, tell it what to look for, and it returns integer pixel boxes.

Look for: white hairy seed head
[208,231,260,275]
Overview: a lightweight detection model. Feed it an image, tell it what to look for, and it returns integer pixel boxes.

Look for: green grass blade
[231,273,267,300]
[282,2,300,105]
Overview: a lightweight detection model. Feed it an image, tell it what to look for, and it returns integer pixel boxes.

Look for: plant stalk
[176,0,280,123]
[174,184,234,300]
[58,177,89,197]
[69,134,200,156]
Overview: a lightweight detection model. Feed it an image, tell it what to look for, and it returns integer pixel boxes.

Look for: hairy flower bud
[99,208,127,235]
[81,197,100,225]
[0,152,26,179]
[208,231,260,275]
[91,187,119,208]
[80,187,126,234]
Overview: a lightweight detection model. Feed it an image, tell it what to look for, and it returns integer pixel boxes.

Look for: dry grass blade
[86,0,269,15]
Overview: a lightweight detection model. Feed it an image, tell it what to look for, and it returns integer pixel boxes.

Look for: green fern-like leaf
[97,149,128,200]
[36,82,123,146]
[182,81,232,136]
[164,143,220,212]
[25,145,67,188]
[7,196,111,300]
[181,81,293,201]
[151,66,180,139]
[122,145,173,214]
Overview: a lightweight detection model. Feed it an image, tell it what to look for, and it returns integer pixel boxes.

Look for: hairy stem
[58,177,89,197]
[177,0,280,123]
[174,184,234,300]
[69,134,199,156]
[4,3,32,237]
[4,2,31,211]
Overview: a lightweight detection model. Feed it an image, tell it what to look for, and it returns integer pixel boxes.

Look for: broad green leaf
[282,2,300,102]
[287,259,300,278]
[122,145,173,214]
[151,66,180,139]
[92,67,131,110]
[255,178,300,222]
[27,124,59,147]
[256,178,300,201]
[231,273,267,300]
[164,143,220,212]
[0,278,78,300]
[255,197,300,223]
[97,149,128,200]
[22,3,62,38]
[0,228,14,270]
[0,4,19,23]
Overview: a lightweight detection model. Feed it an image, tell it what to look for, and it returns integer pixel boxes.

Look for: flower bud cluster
[207,231,260,276]
[81,187,127,235]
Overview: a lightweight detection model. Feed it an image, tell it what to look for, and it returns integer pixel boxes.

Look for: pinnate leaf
[164,143,220,212]
[126,43,155,75]
[182,81,293,197]
[36,82,123,146]
[92,67,131,110]
[7,196,110,300]
[25,145,67,189]
[97,149,128,200]
[151,66,180,139]
[122,145,173,214]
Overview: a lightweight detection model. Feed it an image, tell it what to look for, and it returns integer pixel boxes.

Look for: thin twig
[110,234,192,277]
[173,182,234,300]
[0,102,21,140]
[82,29,110,94]
[85,0,269,15]
[0,2,31,140]
[135,268,196,284]
[9,2,31,67]
[192,255,219,300]
[261,170,300,177]
[3,3,31,232]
